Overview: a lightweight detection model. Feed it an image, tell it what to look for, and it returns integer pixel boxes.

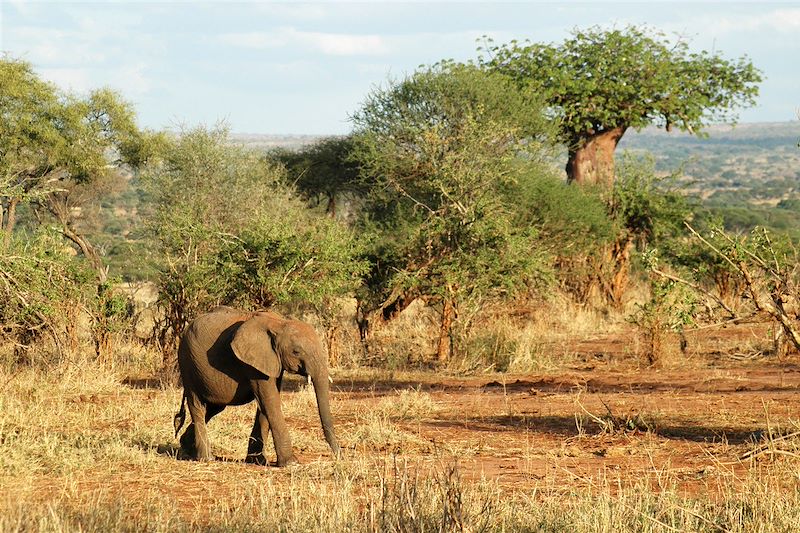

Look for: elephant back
[179,308,258,405]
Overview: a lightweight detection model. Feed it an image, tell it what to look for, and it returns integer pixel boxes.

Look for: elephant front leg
[245,408,270,465]
[251,378,297,467]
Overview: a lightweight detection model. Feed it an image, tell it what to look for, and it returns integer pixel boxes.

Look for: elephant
[172,306,340,466]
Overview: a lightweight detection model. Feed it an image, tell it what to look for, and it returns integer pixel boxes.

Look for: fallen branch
[682,312,763,332]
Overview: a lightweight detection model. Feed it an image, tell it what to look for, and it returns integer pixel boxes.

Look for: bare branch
[651,266,736,318]
[683,222,738,270]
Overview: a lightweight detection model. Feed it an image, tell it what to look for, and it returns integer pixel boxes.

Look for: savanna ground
[2,320,800,532]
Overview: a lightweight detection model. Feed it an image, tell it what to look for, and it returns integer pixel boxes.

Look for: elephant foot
[276,454,299,467]
[245,454,268,466]
[195,451,213,462]
[179,426,199,457]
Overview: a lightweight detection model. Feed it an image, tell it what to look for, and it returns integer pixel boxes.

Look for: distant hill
[230,133,327,151]
[619,121,800,206]
[619,121,800,239]
[230,122,800,211]
[232,122,800,200]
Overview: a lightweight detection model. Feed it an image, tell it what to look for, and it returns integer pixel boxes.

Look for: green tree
[480,26,761,187]
[141,125,366,370]
[272,136,364,220]
[0,56,146,279]
[351,63,557,363]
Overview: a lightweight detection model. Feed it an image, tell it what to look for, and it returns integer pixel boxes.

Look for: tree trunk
[566,127,627,188]
[436,298,455,364]
[61,225,108,283]
[607,235,634,309]
[380,289,417,321]
[326,192,336,218]
[325,325,340,367]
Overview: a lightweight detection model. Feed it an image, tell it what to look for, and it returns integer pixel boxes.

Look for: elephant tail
[173,393,187,438]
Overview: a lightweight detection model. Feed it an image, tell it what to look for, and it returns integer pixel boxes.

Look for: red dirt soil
[10,323,800,523]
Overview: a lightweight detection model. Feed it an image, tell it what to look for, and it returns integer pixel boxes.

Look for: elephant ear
[230,317,281,378]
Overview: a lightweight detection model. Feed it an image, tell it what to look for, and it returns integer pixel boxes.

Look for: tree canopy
[0,56,147,277]
[272,135,363,220]
[141,125,367,356]
[480,26,762,187]
[350,63,559,361]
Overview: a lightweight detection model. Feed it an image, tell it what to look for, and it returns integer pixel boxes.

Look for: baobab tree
[481,26,762,187]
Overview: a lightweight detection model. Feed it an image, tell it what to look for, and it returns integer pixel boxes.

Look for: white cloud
[108,63,152,96]
[38,67,92,92]
[252,3,328,20]
[6,16,161,97]
[218,28,388,56]
[706,8,800,35]
[217,32,287,49]
[3,0,42,18]
[9,27,108,65]
[308,31,386,56]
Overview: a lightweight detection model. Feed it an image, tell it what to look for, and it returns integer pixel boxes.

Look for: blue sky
[1,1,798,134]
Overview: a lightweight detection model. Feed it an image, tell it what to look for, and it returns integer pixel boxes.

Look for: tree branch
[651,266,736,318]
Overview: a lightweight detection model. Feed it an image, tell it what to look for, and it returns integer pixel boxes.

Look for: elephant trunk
[310,363,340,458]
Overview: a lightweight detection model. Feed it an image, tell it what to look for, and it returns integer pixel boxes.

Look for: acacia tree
[142,125,366,373]
[0,57,144,279]
[351,63,557,363]
[480,26,762,187]
[272,136,364,221]
[1,57,152,359]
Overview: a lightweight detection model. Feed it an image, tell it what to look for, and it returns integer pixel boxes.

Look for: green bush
[0,229,96,364]
[141,125,367,365]
[612,152,692,248]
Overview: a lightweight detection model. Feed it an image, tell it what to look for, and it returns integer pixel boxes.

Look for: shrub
[0,229,96,365]
[141,125,367,372]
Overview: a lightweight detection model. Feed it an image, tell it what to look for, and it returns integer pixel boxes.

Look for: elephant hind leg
[179,403,225,457]
[183,397,224,461]
[179,424,196,456]
[245,408,270,465]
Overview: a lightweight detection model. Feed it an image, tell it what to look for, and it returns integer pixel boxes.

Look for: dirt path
[6,327,800,525]
[328,362,800,495]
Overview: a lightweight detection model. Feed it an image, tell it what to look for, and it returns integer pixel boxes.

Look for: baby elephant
[173,306,340,466]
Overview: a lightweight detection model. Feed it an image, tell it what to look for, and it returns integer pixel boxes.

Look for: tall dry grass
[3,286,799,533]
[3,342,800,532]
[452,293,626,373]
[347,291,629,373]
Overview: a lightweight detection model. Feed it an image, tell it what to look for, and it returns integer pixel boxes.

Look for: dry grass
[4,331,800,532]
[375,388,441,421]
[326,289,630,373]
[367,300,440,368]
[454,294,625,373]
